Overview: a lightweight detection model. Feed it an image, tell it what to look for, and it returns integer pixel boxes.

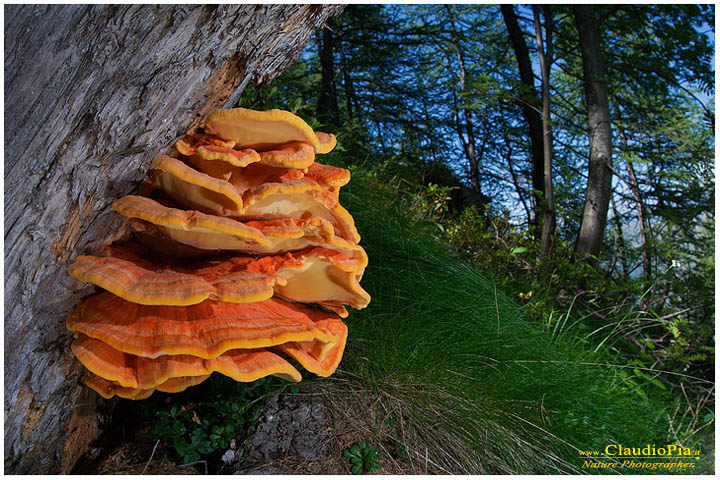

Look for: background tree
[316,16,340,126]
[501,5,545,230]
[572,5,614,262]
[533,5,556,257]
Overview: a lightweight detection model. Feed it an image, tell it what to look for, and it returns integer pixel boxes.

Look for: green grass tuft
[328,167,690,474]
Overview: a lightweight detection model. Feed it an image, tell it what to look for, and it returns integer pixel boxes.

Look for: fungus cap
[176,133,261,168]
[304,162,350,188]
[72,334,302,389]
[257,141,315,169]
[177,134,316,169]
[180,147,349,190]
[115,195,367,263]
[314,132,337,154]
[205,108,321,152]
[66,106,367,398]
[149,156,361,242]
[113,195,271,248]
[67,292,338,359]
[69,244,369,309]
[85,374,211,400]
[149,155,245,215]
[273,247,371,310]
[276,316,348,377]
[68,243,290,306]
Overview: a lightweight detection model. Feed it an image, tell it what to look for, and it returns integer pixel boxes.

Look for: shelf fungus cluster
[67,108,369,400]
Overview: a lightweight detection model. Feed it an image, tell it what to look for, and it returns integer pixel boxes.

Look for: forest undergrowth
[82,160,712,474]
[78,136,714,476]
[323,160,714,474]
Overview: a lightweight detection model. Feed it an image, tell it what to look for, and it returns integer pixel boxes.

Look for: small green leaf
[649,377,667,390]
[199,440,215,454]
[172,421,186,436]
[344,441,382,473]
[183,451,200,464]
[173,437,189,455]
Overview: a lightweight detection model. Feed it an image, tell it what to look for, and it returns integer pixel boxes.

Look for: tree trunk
[339,44,360,126]
[445,6,482,196]
[609,192,629,280]
[503,132,532,223]
[533,5,556,258]
[617,125,652,285]
[573,5,614,262]
[316,16,340,126]
[501,4,545,232]
[625,157,652,281]
[4,4,343,474]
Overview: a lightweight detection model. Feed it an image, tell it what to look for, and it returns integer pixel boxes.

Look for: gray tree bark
[533,5,555,258]
[573,5,614,262]
[4,4,343,473]
[500,4,545,231]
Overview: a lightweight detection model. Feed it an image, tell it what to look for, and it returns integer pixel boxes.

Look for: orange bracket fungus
[66,107,369,399]
[147,154,361,242]
[204,108,321,151]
